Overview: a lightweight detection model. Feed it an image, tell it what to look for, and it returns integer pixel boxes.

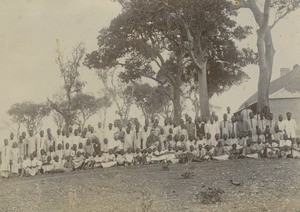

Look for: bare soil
[1,158,300,212]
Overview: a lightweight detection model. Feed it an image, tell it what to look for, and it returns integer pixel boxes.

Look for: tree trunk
[197,63,210,118]
[256,26,275,114]
[173,85,182,125]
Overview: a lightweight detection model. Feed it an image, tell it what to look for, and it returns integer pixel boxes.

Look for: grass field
[1,158,300,212]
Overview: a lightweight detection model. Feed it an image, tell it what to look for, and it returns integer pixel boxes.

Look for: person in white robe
[0,139,12,178]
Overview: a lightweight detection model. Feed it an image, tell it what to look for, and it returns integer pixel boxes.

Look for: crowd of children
[0,104,298,179]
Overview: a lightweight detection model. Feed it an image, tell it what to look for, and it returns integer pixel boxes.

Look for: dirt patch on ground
[1,158,300,211]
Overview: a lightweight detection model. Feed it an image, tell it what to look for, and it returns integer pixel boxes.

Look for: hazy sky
[0,0,300,137]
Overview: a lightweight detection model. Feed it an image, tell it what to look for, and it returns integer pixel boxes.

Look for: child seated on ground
[222,134,231,154]
[185,134,195,151]
[71,144,77,158]
[94,152,104,168]
[24,153,42,176]
[229,132,237,145]
[84,152,95,169]
[279,134,292,158]
[102,149,117,168]
[186,145,198,162]
[176,135,185,149]
[116,149,126,166]
[39,149,47,163]
[125,148,134,165]
[167,135,176,149]
[42,156,54,174]
[49,145,56,159]
[242,139,258,159]
[213,140,229,161]
[145,148,153,164]
[273,126,282,142]
[62,156,74,172]
[237,133,246,151]
[134,148,143,165]
[52,155,64,173]
[195,133,206,148]
[77,143,85,156]
[73,152,85,170]
[64,143,71,158]
[152,145,168,163]
[84,139,94,157]
[102,138,109,153]
[265,139,279,158]
[166,145,178,164]
[229,144,240,159]
[56,144,64,163]
[252,138,265,157]
[292,138,300,158]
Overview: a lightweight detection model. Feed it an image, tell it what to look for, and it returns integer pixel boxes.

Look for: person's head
[246,139,252,146]
[182,145,187,152]
[65,143,70,149]
[108,123,113,130]
[164,118,169,126]
[265,126,270,134]
[174,134,179,142]
[79,142,83,149]
[144,125,148,132]
[268,113,273,120]
[286,112,292,120]
[278,114,283,122]
[47,156,52,163]
[230,132,235,139]
[104,138,108,145]
[94,137,100,144]
[57,129,61,135]
[126,127,131,134]
[248,131,252,137]
[29,130,34,137]
[147,148,153,154]
[256,128,261,135]
[206,133,211,139]
[66,130,70,138]
[19,136,23,142]
[47,132,52,139]
[54,155,59,162]
[223,134,228,140]
[217,140,222,147]
[232,143,237,150]
[22,131,26,138]
[90,126,94,133]
[198,144,203,150]
[12,141,18,148]
[136,148,141,154]
[189,145,195,152]
[249,112,254,119]
[72,144,77,151]
[274,125,279,133]
[49,145,54,152]
[231,116,236,123]
[238,133,243,139]
[257,138,262,144]
[260,113,265,120]
[283,133,288,140]
[180,134,185,142]
[62,129,66,136]
[160,128,164,135]
[215,133,220,141]
[227,106,231,113]
[10,132,14,140]
[74,129,78,136]
[57,143,62,150]
[223,114,227,121]
[214,115,219,122]
[76,151,81,157]
[47,128,51,134]
[150,129,155,136]
[39,130,44,137]
[189,134,195,142]
[167,134,173,142]
[69,126,73,133]
[209,116,214,124]
[119,149,125,155]
[108,149,114,155]
[187,116,192,123]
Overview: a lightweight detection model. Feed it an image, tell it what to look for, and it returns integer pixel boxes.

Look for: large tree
[48,42,86,127]
[235,0,300,113]
[8,101,51,134]
[85,0,255,123]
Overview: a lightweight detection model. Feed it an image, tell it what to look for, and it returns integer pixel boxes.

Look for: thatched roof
[238,64,300,112]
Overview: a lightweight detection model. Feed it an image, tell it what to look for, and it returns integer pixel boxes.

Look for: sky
[0,0,300,138]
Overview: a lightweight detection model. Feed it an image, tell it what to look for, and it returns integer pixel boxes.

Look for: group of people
[0,104,298,179]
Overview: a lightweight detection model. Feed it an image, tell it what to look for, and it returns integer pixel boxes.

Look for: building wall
[270,98,300,136]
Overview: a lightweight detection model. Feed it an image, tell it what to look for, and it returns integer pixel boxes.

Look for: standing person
[185,116,195,140]
[220,114,230,138]
[229,116,237,138]
[9,132,16,147]
[284,112,297,144]
[226,106,231,117]
[241,102,252,122]
[55,129,63,150]
[205,117,218,142]
[18,136,26,162]
[276,115,285,136]
[104,123,115,144]
[257,113,267,133]
[124,127,134,152]
[247,112,257,136]
[0,139,12,178]
[10,142,20,176]
[140,125,150,150]
[146,129,160,149]
[37,130,46,158]
[46,132,55,153]
[266,113,274,133]
[96,122,104,143]
[195,116,206,139]
[27,130,37,157]
[236,115,250,137]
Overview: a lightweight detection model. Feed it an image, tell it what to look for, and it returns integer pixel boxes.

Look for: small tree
[8,102,51,134]
[48,41,86,127]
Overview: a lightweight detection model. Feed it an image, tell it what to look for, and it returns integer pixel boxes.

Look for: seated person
[101,149,117,168]
[77,143,85,156]
[52,155,64,173]
[242,139,258,159]
[222,134,231,153]
[134,148,143,165]
[213,141,229,161]
[116,149,126,166]
[279,134,292,158]
[84,139,94,157]
[125,148,134,165]
[292,138,300,158]
[229,144,241,159]
[265,139,279,158]
[42,156,54,174]
[73,152,85,170]
[251,138,265,157]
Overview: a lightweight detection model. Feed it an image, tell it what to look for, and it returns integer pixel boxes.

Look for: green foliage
[8,101,51,133]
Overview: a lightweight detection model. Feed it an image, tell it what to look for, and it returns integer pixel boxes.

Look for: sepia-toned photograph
[0,0,300,211]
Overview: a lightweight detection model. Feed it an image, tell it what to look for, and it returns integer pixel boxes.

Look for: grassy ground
[1,158,300,212]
